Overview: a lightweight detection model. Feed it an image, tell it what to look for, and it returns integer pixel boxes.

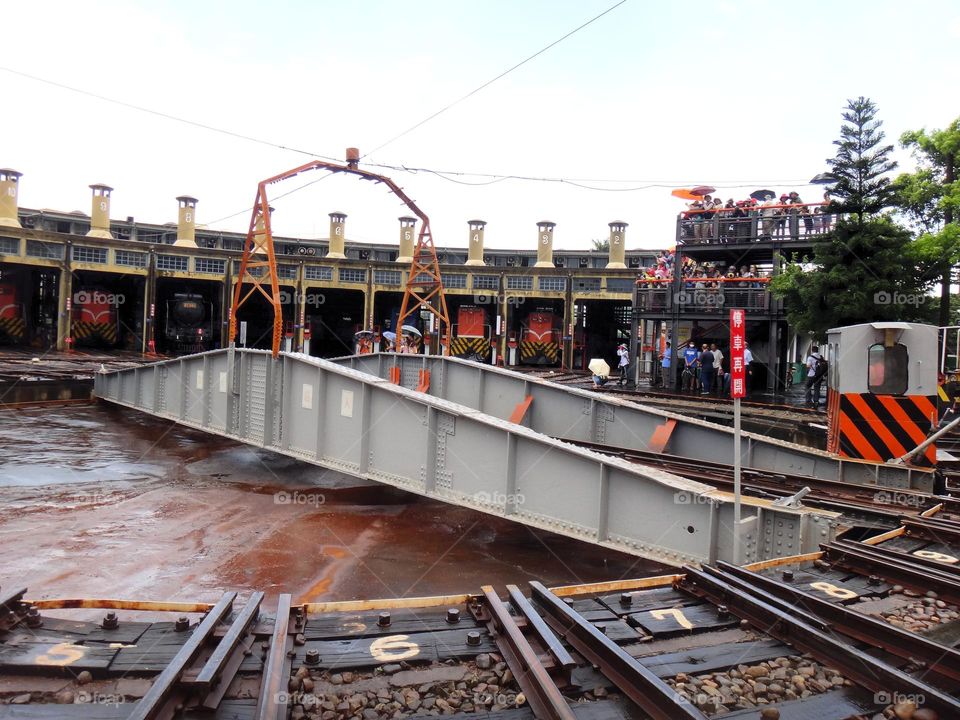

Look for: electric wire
[361,0,628,159]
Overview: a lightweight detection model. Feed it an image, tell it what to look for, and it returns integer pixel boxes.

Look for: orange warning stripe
[875,395,928,446]
[837,404,880,461]
[833,393,937,466]
[874,395,936,465]
[845,393,908,458]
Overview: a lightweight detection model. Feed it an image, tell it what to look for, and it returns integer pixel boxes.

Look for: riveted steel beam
[336,353,931,492]
[95,350,837,567]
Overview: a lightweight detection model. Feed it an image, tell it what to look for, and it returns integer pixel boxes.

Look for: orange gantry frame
[229,151,450,358]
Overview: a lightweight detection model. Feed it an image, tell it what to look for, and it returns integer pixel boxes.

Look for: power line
[0,66,339,162]
[362,0,629,159]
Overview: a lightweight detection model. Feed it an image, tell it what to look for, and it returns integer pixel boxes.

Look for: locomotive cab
[826,322,939,466]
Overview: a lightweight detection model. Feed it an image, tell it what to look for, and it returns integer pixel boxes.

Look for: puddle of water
[0,404,667,606]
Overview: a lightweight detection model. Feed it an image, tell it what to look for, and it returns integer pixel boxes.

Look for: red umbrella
[671,188,699,201]
[691,185,716,196]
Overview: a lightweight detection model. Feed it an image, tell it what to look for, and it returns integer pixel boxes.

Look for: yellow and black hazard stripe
[519,340,559,365]
[450,336,490,360]
[0,316,26,342]
[73,320,118,345]
[834,393,937,466]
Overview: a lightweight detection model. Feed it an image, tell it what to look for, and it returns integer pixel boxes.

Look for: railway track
[563,439,959,523]
[4,516,960,720]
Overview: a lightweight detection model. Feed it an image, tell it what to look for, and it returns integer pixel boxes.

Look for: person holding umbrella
[382,330,397,352]
[589,358,611,387]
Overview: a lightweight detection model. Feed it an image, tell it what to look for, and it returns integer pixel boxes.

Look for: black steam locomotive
[164,293,214,354]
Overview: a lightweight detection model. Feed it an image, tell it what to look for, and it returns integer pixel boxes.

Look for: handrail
[680,201,828,218]
[636,277,771,286]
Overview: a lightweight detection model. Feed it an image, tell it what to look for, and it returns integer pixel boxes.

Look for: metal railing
[635,279,773,314]
[676,203,838,244]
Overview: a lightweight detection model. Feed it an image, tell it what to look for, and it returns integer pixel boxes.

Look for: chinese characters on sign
[729,308,746,399]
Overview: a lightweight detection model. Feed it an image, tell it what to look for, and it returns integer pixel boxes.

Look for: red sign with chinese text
[729,308,746,398]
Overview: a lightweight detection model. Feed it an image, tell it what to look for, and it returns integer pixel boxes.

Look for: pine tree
[827,97,898,218]
[772,98,929,336]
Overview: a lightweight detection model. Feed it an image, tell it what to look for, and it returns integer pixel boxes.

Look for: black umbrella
[750,189,776,201]
[809,172,836,185]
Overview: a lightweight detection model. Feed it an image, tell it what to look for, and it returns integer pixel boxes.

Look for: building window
[573,277,602,292]
[538,276,566,292]
[26,240,64,259]
[339,268,367,283]
[606,278,634,293]
[156,254,189,271]
[115,250,148,268]
[72,245,108,264]
[277,264,298,280]
[472,275,499,290]
[223,238,244,251]
[305,265,333,281]
[442,273,467,289]
[868,343,908,395]
[506,276,533,290]
[0,237,20,255]
[194,257,226,274]
[374,270,402,286]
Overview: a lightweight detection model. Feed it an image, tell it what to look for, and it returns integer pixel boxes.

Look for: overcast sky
[3,0,958,252]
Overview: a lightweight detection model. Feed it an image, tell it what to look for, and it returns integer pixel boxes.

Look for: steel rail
[506,584,576,673]
[255,594,294,720]
[678,566,960,719]
[708,562,960,684]
[565,439,934,516]
[194,591,265,691]
[480,586,575,720]
[528,581,708,720]
[128,591,236,720]
[823,541,960,606]
[849,540,960,576]
[901,515,960,544]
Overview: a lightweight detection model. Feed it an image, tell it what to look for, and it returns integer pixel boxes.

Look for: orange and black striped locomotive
[0,280,27,345]
[518,308,562,366]
[71,287,120,348]
[450,305,492,362]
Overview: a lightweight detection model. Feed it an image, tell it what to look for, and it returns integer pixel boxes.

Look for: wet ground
[0,403,666,607]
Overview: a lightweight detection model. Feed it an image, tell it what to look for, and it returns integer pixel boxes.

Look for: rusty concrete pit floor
[0,403,669,608]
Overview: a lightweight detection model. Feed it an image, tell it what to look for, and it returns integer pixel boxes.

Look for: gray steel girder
[94,349,837,568]
[333,354,933,493]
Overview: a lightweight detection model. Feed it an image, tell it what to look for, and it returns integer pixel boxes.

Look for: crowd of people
[680,191,833,243]
[658,339,754,396]
[636,252,768,287]
[680,258,767,288]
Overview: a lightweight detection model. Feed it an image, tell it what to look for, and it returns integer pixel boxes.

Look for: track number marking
[369,634,420,662]
[36,642,85,667]
[649,608,694,630]
[809,581,857,600]
[914,550,958,564]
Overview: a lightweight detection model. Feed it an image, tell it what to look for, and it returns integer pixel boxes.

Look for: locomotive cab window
[867,343,908,395]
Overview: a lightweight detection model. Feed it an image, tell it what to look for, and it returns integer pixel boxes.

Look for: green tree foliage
[772,98,929,337]
[893,117,960,326]
[590,237,609,252]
